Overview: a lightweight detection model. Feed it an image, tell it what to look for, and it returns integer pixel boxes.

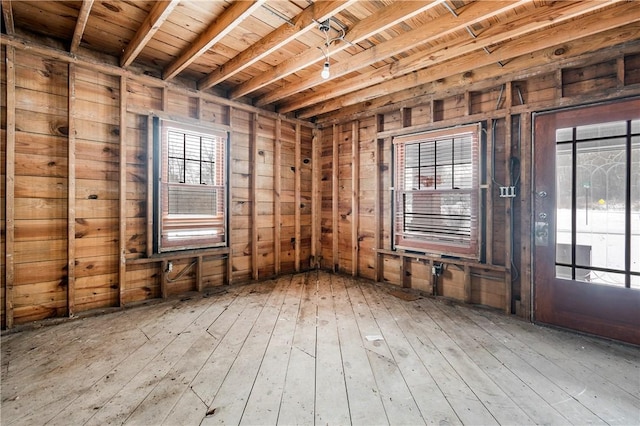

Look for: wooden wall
[318,42,640,318]
[3,38,640,328]
[1,45,314,328]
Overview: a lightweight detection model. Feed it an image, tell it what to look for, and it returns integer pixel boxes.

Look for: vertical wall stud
[430,99,436,123]
[5,46,16,328]
[251,113,259,280]
[197,256,203,292]
[400,107,412,128]
[374,114,384,282]
[504,82,522,314]
[332,124,339,273]
[464,265,471,303]
[161,260,168,299]
[351,120,359,277]
[311,128,321,268]
[295,123,302,272]
[520,112,533,320]
[503,84,514,313]
[162,87,169,112]
[119,75,128,307]
[464,91,471,116]
[616,56,625,88]
[555,69,563,99]
[399,110,411,286]
[146,115,154,258]
[226,106,234,285]
[430,260,437,296]
[196,96,203,120]
[274,119,282,274]
[68,63,77,317]
[402,256,411,288]
[486,118,494,265]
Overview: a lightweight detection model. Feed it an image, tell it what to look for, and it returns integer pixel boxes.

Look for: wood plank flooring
[2,271,639,425]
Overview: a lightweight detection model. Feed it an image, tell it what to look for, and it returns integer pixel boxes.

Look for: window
[154,118,228,252]
[393,124,480,258]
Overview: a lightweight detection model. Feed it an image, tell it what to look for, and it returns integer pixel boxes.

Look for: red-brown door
[533,98,640,345]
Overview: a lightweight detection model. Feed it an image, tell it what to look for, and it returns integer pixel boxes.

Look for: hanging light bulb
[319,20,331,80]
[321,61,330,79]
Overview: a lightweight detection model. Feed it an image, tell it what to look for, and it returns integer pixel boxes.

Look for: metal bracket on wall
[499,186,517,198]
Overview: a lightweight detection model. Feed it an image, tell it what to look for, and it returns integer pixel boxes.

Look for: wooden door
[533,98,640,345]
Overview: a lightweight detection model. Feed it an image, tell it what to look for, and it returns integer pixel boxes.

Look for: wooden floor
[2,271,639,426]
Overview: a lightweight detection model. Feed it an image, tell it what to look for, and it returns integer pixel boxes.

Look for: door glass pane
[556,128,573,142]
[555,120,636,288]
[576,120,627,139]
[575,137,626,285]
[555,141,572,266]
[632,134,640,288]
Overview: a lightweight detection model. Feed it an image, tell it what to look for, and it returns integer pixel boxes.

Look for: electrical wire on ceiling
[316,17,347,80]
[261,3,295,26]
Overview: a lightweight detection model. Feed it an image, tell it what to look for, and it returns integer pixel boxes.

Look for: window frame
[153,117,229,253]
[393,123,482,259]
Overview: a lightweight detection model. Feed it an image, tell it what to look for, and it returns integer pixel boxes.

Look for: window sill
[126,246,230,265]
[376,248,506,272]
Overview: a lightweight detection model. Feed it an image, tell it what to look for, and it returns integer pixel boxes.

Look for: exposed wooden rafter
[163,0,265,81]
[1,0,14,35]
[229,0,444,100]
[298,24,640,120]
[300,4,640,119]
[198,0,355,91]
[120,0,180,67]
[70,0,94,54]
[320,38,640,125]
[258,0,529,108]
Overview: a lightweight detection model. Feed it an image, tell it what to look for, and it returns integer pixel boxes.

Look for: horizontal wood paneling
[9,49,69,323]
[2,47,313,327]
[3,30,640,327]
[319,47,640,316]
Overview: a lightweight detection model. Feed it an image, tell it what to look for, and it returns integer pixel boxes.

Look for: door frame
[532,97,640,345]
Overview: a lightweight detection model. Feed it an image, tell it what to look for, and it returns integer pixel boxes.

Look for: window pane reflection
[555,120,638,288]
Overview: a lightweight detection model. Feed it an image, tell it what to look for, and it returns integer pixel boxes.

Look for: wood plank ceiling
[2,0,639,121]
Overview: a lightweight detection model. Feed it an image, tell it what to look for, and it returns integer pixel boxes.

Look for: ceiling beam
[316,38,640,125]
[121,0,180,67]
[0,31,314,126]
[198,0,355,91]
[1,0,14,35]
[258,0,529,108]
[229,0,443,100]
[70,0,94,54]
[163,0,264,81]
[280,0,596,112]
[297,3,640,119]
